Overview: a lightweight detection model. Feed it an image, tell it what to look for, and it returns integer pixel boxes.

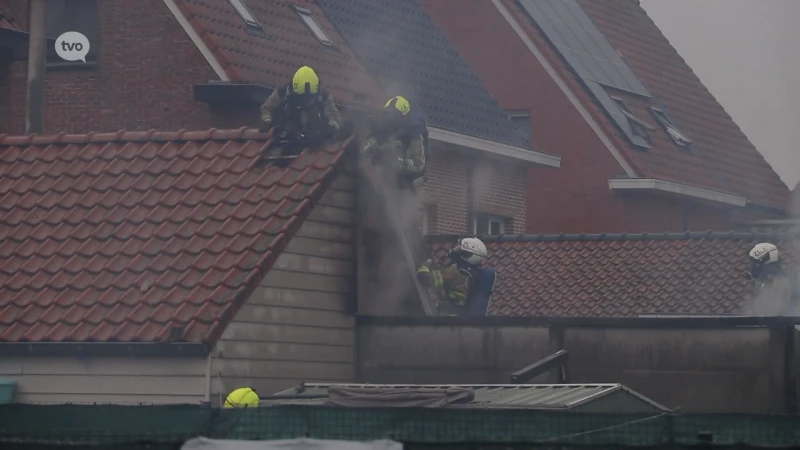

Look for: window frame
[610,96,655,142]
[472,213,507,236]
[649,107,693,148]
[292,5,335,47]
[227,0,266,35]
[44,0,99,67]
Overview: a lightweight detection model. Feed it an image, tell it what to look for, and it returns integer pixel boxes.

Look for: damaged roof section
[430,232,800,317]
[0,129,354,345]
[316,0,530,149]
[265,383,669,413]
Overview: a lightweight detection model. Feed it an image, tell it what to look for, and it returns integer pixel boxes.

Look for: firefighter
[223,387,260,408]
[417,237,497,316]
[747,242,800,314]
[258,66,342,139]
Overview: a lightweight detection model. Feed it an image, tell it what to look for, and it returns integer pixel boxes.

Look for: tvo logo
[55,31,90,63]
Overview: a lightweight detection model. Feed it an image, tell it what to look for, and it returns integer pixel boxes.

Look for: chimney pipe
[25,0,47,135]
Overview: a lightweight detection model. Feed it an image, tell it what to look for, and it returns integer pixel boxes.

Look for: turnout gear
[259,66,342,136]
[362,96,426,181]
[417,238,496,316]
[747,242,800,315]
[224,387,259,408]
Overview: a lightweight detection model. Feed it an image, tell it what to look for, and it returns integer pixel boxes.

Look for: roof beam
[608,178,748,208]
[429,126,560,168]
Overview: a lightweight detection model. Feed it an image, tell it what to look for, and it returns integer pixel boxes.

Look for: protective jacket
[260,84,342,135]
[417,259,496,316]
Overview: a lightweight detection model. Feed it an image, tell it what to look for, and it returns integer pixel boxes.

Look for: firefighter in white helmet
[417,237,497,316]
[747,242,800,314]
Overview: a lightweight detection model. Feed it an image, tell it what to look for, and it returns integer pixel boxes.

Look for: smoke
[359,159,427,315]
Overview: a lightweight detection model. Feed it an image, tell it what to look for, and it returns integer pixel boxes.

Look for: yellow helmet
[223,387,259,408]
[384,96,411,116]
[292,66,320,95]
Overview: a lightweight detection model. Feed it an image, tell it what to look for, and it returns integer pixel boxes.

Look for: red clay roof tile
[177,0,386,108]
[577,0,790,210]
[432,232,799,317]
[0,7,20,31]
[0,128,354,343]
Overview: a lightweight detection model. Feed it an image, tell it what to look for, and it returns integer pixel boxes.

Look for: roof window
[610,96,655,145]
[650,107,693,148]
[228,0,262,31]
[292,5,334,47]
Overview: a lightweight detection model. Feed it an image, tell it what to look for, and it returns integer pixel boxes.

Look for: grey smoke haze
[641,0,800,189]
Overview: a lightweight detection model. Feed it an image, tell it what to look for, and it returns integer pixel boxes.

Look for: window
[610,96,655,143]
[507,110,531,144]
[292,5,334,47]
[228,0,263,32]
[46,0,98,63]
[650,107,693,148]
[473,214,506,236]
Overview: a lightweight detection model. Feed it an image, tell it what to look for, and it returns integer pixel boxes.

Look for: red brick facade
[2,0,256,135]
[420,0,782,234]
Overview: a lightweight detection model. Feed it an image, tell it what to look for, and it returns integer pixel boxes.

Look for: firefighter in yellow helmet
[360,96,429,292]
[223,387,260,408]
[259,66,342,138]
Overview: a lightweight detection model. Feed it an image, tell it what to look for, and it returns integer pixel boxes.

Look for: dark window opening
[46,0,98,63]
[508,110,531,145]
[473,213,507,236]
[292,5,335,47]
[650,107,693,148]
[610,96,654,144]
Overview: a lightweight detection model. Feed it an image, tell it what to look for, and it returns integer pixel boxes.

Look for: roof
[430,232,800,317]
[266,383,669,412]
[0,129,353,343]
[315,0,529,148]
[175,0,385,107]
[0,7,20,31]
[575,0,790,210]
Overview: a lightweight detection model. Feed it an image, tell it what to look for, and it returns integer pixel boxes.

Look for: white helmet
[451,237,488,267]
[748,242,779,279]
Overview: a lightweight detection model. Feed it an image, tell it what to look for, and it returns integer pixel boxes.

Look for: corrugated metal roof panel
[265,383,669,412]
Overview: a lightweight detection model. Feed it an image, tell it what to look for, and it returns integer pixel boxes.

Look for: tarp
[182,437,403,450]
[323,387,474,408]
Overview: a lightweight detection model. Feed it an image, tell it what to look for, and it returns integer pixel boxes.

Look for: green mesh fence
[2,404,800,448]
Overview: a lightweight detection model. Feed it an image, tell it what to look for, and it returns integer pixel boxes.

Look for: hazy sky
[640,0,800,189]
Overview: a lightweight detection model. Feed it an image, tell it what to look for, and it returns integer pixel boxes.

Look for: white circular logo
[55,31,90,63]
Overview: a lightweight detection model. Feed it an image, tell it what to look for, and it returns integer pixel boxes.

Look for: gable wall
[420,0,739,233]
[1,0,254,134]
[210,171,358,399]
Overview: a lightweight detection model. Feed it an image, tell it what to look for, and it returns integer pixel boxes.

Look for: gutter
[429,126,560,167]
[608,178,748,208]
[0,342,209,358]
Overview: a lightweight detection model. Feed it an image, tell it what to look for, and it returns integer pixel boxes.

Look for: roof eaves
[0,342,209,358]
[608,178,748,208]
[425,230,799,243]
[430,126,560,168]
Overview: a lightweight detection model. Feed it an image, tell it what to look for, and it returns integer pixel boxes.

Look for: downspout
[204,351,212,403]
[467,158,478,234]
[25,0,46,134]
[683,199,691,232]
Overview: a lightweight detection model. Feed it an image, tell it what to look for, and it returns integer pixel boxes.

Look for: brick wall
[423,145,527,235]
[2,0,255,135]
[419,0,757,234]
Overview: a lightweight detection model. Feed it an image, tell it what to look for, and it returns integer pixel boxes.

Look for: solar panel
[518,0,651,98]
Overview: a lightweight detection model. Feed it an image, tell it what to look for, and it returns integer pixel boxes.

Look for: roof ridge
[0,128,270,146]
[427,230,800,243]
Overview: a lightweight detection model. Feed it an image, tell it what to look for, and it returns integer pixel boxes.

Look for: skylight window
[610,96,655,143]
[650,107,693,148]
[292,5,334,47]
[228,0,261,30]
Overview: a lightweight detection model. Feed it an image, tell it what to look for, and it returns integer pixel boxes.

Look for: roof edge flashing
[608,178,748,207]
[429,127,560,168]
